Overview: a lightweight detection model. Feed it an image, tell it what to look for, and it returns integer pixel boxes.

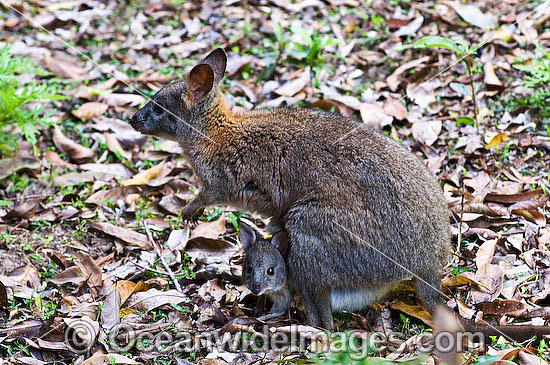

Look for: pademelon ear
[200,48,227,85]
[271,231,289,256]
[188,63,214,103]
[238,221,257,251]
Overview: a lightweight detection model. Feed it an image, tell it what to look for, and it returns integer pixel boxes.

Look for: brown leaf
[485,189,545,204]
[441,274,484,288]
[112,280,148,305]
[44,150,76,169]
[50,266,87,285]
[122,161,166,186]
[89,222,152,249]
[1,198,40,221]
[104,132,132,161]
[85,188,124,206]
[80,354,139,365]
[125,288,187,312]
[476,239,498,273]
[386,56,430,92]
[52,126,94,163]
[518,350,548,365]
[76,252,103,295]
[309,99,352,117]
[0,157,40,180]
[8,265,40,290]
[483,63,503,86]
[274,68,310,97]
[99,93,147,107]
[482,299,526,317]
[359,103,393,129]
[165,228,190,251]
[190,216,226,240]
[0,319,43,338]
[72,102,108,120]
[101,287,121,330]
[411,120,442,146]
[389,301,432,324]
[511,208,546,227]
[383,97,407,120]
[44,54,85,79]
[52,172,95,187]
[80,163,133,179]
[456,299,476,320]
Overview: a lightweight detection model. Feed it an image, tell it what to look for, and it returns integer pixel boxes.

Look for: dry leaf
[386,56,430,92]
[482,299,526,317]
[383,97,407,120]
[104,132,132,161]
[274,68,310,97]
[44,54,85,79]
[476,239,498,273]
[389,301,432,324]
[486,132,508,149]
[0,157,40,180]
[446,1,498,29]
[483,63,503,86]
[52,126,94,163]
[190,216,226,240]
[112,280,148,305]
[359,103,393,129]
[99,93,147,107]
[80,353,139,365]
[411,120,442,146]
[125,288,187,312]
[122,161,166,186]
[89,222,152,249]
[72,102,108,120]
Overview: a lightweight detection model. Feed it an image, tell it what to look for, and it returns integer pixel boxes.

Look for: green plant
[256,18,290,82]
[0,45,64,155]
[513,43,550,118]
[289,27,341,70]
[411,36,481,129]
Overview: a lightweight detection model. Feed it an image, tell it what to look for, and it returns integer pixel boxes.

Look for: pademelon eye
[267,267,274,276]
[247,266,252,274]
[152,101,165,114]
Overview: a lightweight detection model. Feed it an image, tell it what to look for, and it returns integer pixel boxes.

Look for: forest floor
[1,0,550,364]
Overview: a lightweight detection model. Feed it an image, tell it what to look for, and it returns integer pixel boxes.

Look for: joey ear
[238,221,257,250]
[188,64,214,103]
[200,48,227,85]
[271,231,289,256]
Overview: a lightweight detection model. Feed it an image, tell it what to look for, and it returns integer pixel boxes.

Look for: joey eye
[152,101,165,114]
[247,266,252,274]
[267,267,274,276]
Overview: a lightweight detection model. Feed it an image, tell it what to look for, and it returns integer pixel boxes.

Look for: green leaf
[456,116,475,126]
[0,199,13,207]
[413,36,467,56]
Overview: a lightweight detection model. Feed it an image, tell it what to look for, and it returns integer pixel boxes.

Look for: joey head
[240,221,291,316]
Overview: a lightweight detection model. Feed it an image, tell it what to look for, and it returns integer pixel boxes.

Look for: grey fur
[130,48,451,329]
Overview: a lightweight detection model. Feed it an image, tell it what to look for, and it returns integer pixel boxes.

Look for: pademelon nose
[129,113,144,131]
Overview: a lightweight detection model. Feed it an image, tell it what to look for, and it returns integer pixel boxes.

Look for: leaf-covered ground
[1,0,550,364]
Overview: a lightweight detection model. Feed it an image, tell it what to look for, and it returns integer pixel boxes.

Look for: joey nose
[251,285,262,295]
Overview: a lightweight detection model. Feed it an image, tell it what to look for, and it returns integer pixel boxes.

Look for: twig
[456,174,465,261]
[465,56,480,133]
[144,222,183,292]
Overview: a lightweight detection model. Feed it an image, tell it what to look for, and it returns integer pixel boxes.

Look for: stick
[144,222,183,292]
